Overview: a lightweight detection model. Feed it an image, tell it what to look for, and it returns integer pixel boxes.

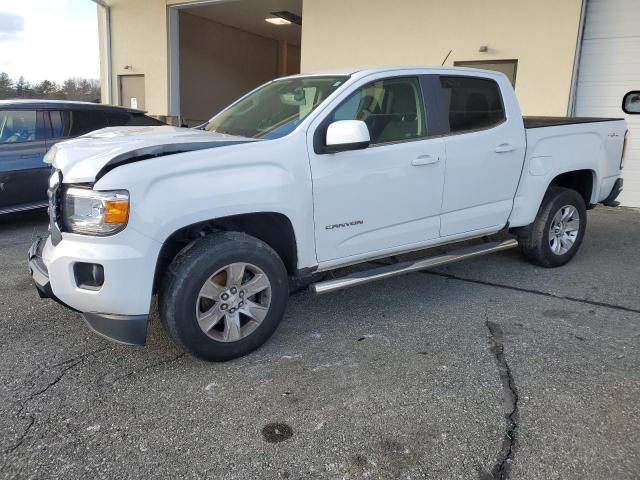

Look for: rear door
[308,75,447,263]
[437,75,526,236]
[0,109,50,210]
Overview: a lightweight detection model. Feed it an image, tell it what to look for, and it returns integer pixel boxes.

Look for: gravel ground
[0,206,638,480]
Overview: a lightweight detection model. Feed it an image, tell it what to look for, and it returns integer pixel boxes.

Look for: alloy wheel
[548,204,580,255]
[195,262,272,342]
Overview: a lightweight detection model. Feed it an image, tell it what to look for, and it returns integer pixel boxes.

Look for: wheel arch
[153,212,298,293]
[510,167,597,231]
[547,169,597,207]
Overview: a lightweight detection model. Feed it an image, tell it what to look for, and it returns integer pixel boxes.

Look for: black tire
[159,231,289,361]
[517,187,587,268]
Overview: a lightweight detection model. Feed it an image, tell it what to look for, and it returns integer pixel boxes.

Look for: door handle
[412,154,440,166]
[494,143,516,153]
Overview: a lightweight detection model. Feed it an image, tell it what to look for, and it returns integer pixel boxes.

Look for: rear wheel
[517,187,586,268]
[159,232,289,361]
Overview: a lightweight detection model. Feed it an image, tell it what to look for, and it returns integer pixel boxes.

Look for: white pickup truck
[29,67,628,361]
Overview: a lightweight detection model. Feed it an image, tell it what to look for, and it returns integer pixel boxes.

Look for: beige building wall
[98,0,582,117]
[179,12,279,126]
[300,0,583,116]
[99,0,169,116]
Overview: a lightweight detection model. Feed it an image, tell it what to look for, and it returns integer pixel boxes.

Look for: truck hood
[45,125,260,183]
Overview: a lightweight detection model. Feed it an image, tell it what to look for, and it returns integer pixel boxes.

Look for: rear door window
[49,111,70,138]
[439,76,505,133]
[0,110,38,144]
[49,110,110,138]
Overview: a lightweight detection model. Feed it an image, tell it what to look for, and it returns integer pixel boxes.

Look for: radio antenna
[441,50,453,66]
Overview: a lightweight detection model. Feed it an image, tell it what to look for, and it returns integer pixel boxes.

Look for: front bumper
[28,238,77,310]
[28,236,150,346]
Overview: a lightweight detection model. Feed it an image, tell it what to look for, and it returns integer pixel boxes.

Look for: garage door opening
[171,0,302,127]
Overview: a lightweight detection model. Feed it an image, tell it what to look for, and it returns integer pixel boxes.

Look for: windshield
[204,76,348,139]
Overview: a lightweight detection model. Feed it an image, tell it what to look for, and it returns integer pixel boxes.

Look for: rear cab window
[106,112,131,126]
[439,76,506,133]
[122,114,165,126]
[104,111,165,126]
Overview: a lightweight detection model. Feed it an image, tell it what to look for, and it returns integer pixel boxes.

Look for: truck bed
[523,116,624,129]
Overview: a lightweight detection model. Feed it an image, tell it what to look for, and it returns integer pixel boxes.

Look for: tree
[34,79,61,99]
[0,72,13,98]
[61,78,100,102]
[14,76,32,98]
[0,72,99,101]
[61,78,79,100]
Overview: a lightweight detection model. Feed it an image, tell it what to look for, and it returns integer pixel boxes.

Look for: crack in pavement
[422,270,640,315]
[111,352,187,382]
[482,321,519,480]
[3,347,108,459]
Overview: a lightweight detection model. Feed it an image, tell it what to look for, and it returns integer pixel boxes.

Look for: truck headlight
[62,187,129,236]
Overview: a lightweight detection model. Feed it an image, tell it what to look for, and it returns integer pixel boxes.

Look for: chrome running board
[310,238,518,295]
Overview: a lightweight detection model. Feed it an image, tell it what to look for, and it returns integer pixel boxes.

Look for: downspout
[567,0,587,116]
[90,0,113,104]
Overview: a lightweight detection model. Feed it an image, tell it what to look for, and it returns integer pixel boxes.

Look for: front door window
[331,77,426,145]
[0,110,37,144]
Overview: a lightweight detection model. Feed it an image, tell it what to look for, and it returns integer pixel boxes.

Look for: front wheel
[517,187,587,268]
[159,232,289,361]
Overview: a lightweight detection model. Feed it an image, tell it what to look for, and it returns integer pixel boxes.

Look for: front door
[308,76,446,263]
[0,109,49,210]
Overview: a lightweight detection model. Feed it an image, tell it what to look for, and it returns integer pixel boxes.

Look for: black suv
[0,100,164,215]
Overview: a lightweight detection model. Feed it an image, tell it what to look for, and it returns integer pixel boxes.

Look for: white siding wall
[575,0,640,207]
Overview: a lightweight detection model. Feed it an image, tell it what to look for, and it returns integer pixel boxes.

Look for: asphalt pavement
[0,206,638,479]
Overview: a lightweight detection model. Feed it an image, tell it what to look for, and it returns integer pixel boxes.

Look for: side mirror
[622,91,640,114]
[324,120,370,153]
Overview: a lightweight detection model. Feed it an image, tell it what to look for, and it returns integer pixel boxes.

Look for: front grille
[48,170,63,245]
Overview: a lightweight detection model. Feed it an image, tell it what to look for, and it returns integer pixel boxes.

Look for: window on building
[454,60,518,87]
[0,110,37,144]
[331,77,426,144]
[440,76,506,133]
[50,110,110,138]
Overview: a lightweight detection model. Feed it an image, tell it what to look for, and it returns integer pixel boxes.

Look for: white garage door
[575,0,640,207]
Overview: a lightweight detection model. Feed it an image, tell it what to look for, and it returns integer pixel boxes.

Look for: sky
[0,0,100,84]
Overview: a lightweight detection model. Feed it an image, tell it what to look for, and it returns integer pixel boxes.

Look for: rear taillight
[621,130,628,169]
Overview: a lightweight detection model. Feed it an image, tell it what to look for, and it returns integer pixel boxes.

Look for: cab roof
[289,65,506,80]
[0,99,146,114]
